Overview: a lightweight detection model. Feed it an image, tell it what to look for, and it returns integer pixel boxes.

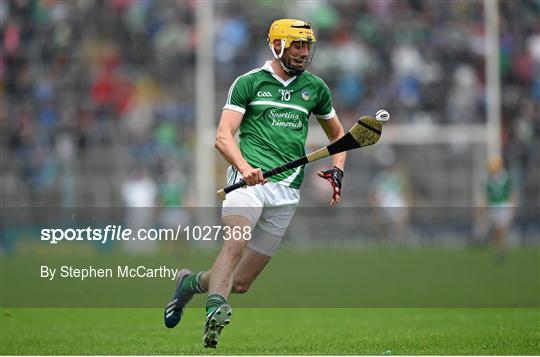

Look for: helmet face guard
[276,39,316,76]
[267,19,316,76]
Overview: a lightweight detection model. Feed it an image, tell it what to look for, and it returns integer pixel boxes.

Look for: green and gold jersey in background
[223,61,335,188]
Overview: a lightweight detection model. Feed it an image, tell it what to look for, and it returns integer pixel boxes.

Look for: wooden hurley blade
[350,116,382,146]
[327,116,382,155]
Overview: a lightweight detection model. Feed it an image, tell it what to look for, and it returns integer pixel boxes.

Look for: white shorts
[488,203,513,228]
[221,166,300,256]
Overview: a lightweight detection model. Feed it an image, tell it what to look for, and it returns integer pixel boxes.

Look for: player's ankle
[180,271,208,295]
[206,293,228,316]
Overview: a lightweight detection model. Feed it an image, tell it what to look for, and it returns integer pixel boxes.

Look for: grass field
[2,247,539,308]
[1,308,538,355]
[1,247,539,354]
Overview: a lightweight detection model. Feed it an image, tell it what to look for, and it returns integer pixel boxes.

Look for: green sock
[206,293,228,316]
[180,271,207,295]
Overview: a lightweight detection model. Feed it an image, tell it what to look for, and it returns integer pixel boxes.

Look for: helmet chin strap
[269,40,301,76]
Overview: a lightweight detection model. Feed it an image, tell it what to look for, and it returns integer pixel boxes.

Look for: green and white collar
[262,61,297,87]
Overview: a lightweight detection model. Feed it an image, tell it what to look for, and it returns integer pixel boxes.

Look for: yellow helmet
[267,19,316,50]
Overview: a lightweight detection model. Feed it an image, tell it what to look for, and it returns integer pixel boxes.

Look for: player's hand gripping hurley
[217,114,386,200]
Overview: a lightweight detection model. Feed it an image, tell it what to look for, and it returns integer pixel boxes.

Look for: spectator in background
[55,126,76,207]
[9,105,57,201]
[121,165,157,255]
[214,14,250,80]
[369,147,411,244]
[158,168,191,234]
[446,65,481,123]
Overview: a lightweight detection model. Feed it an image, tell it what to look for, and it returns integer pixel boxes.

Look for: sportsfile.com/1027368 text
[40,225,252,245]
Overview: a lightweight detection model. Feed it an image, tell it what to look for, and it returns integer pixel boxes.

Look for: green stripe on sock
[206,293,227,316]
[180,272,206,295]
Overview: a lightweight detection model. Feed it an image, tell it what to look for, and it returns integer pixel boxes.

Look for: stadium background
[2,0,539,208]
[1,0,539,355]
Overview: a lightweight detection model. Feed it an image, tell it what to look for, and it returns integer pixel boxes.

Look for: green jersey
[223,61,335,188]
[486,170,512,205]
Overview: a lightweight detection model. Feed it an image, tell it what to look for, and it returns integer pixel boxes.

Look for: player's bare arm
[317,116,346,170]
[317,116,347,205]
[215,109,267,186]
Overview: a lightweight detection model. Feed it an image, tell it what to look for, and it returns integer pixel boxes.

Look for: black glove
[317,166,343,203]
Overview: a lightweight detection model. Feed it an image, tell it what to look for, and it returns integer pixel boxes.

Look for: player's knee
[232,280,251,294]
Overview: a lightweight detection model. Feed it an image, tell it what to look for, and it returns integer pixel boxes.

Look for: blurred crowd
[1,0,539,207]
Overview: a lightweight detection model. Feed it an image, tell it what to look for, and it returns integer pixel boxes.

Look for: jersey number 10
[281,91,291,101]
